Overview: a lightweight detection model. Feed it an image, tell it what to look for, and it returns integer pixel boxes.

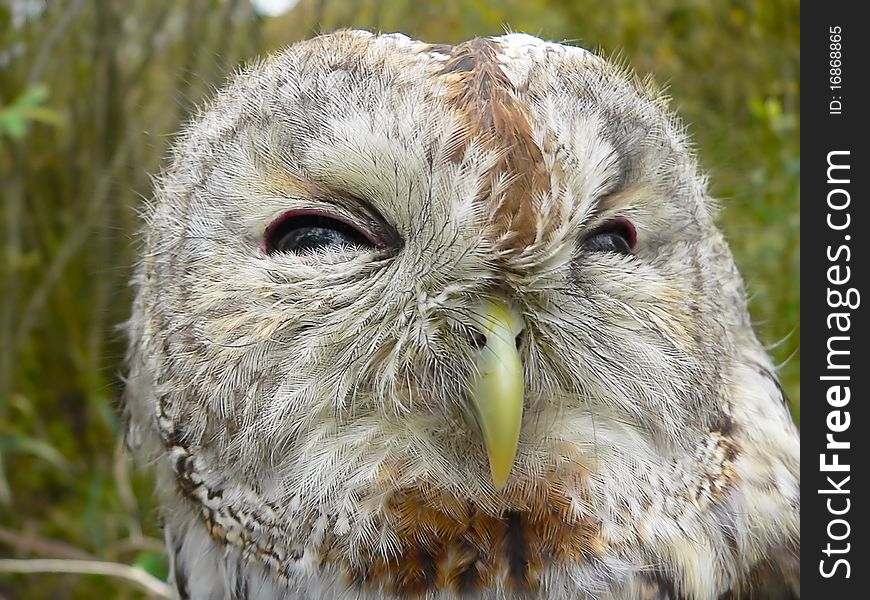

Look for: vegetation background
[0,0,799,597]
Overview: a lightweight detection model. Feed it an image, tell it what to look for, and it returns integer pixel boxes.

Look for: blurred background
[0,0,799,597]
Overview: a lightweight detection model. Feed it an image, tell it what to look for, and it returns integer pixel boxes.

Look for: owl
[124,30,800,599]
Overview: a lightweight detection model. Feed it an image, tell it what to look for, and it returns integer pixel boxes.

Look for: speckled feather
[124,30,800,599]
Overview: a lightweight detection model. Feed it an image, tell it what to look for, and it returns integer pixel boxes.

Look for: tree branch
[0,526,95,561]
[0,558,171,598]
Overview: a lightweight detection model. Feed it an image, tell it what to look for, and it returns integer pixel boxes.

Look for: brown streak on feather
[438,39,549,253]
[356,483,600,596]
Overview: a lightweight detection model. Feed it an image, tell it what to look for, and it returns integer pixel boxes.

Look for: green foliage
[0,85,64,140]
[1,0,799,597]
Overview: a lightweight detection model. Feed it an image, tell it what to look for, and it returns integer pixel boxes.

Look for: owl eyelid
[262,209,384,254]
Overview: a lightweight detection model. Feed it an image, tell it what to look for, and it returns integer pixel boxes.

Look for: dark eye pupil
[583,219,636,254]
[267,214,371,254]
[585,232,631,254]
[276,226,360,252]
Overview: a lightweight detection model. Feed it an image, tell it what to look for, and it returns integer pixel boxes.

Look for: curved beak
[467,300,525,491]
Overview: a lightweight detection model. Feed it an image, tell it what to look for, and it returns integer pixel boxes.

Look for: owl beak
[467,300,525,491]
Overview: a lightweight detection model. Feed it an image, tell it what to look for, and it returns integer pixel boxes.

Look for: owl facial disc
[468,300,525,491]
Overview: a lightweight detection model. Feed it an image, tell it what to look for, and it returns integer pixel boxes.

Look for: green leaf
[0,434,69,470]
[0,110,27,138]
[14,84,49,108]
[0,84,64,139]
[132,551,169,582]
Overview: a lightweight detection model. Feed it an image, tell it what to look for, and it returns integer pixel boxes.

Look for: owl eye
[264,210,378,255]
[582,218,637,254]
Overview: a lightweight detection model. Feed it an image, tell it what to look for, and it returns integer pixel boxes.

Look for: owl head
[125,30,799,599]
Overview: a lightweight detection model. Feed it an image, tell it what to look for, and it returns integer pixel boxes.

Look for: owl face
[126,31,799,599]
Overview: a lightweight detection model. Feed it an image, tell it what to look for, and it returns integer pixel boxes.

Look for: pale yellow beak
[467,300,525,491]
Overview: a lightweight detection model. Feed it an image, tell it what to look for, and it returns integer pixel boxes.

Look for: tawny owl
[124,30,800,599]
